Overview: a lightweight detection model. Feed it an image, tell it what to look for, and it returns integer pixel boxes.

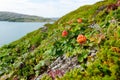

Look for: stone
[91,53,96,57]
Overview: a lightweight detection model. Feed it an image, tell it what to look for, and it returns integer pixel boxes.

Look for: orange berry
[77,18,82,23]
[62,30,68,37]
[77,34,86,44]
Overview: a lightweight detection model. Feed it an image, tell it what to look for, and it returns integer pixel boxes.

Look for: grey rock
[91,53,96,57]
[36,48,98,79]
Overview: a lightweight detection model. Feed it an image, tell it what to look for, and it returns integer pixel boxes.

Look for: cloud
[0,0,101,17]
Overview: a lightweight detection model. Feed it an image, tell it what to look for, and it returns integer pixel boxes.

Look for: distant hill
[0,11,57,22]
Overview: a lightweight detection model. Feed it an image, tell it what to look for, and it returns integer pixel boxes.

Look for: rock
[71,56,78,62]
[91,57,95,61]
[35,72,47,80]
[51,63,61,70]
[60,64,68,70]
[41,26,47,32]
[36,48,98,79]
[91,53,96,57]
[109,18,117,24]
[90,49,96,53]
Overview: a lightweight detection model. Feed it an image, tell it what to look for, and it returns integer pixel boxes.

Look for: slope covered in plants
[0,0,120,80]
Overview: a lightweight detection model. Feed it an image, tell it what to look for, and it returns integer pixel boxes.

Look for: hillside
[0,11,56,22]
[0,0,120,80]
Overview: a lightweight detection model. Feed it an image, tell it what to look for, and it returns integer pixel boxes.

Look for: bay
[0,21,47,47]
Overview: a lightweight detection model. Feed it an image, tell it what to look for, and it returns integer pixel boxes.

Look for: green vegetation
[0,11,56,22]
[0,0,120,80]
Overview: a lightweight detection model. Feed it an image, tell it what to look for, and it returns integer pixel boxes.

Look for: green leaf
[34,60,45,70]
[78,54,84,62]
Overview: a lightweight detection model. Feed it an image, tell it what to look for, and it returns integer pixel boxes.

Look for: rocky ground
[35,49,97,80]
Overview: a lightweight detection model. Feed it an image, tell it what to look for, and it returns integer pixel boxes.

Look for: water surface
[0,21,47,47]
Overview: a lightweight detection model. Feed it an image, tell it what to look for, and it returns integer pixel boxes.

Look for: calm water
[0,21,47,47]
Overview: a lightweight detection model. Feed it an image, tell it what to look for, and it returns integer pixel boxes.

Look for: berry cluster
[62,18,87,44]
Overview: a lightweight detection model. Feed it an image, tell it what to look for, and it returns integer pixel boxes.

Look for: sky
[0,0,101,18]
